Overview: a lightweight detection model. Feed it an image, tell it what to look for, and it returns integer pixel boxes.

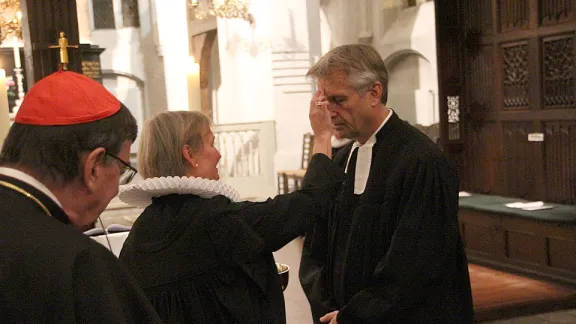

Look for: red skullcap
[15,71,121,126]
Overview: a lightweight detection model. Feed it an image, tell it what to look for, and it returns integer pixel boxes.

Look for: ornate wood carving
[499,0,529,31]
[447,95,461,141]
[542,34,574,109]
[544,121,576,205]
[502,122,538,200]
[540,0,574,25]
[502,42,529,109]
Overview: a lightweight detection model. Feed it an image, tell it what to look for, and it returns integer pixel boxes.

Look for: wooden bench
[458,193,576,284]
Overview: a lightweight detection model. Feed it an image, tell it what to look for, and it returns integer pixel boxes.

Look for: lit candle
[187,56,201,111]
[13,36,21,68]
[13,11,22,69]
[0,69,11,148]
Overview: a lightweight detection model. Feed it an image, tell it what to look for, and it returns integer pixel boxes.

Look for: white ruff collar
[119,176,241,207]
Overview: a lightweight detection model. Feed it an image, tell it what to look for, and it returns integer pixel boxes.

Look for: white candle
[0,69,11,148]
[13,37,21,68]
[187,56,201,111]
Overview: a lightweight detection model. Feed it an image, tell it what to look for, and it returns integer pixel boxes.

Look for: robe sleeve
[72,243,163,323]
[234,153,344,252]
[337,156,461,323]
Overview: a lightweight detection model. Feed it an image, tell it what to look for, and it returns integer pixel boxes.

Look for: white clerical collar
[0,167,63,207]
[345,109,393,194]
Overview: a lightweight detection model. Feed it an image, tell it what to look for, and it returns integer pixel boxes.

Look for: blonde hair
[138,111,212,179]
[307,44,389,104]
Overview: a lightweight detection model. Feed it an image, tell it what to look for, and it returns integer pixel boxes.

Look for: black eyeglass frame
[104,152,138,185]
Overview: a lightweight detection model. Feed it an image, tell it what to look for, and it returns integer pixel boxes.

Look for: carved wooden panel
[469,45,495,112]
[467,122,498,194]
[540,0,574,25]
[544,121,576,205]
[499,0,529,31]
[447,95,461,140]
[542,34,575,109]
[502,122,537,199]
[501,42,529,109]
[506,231,547,265]
[549,237,576,272]
[466,0,493,34]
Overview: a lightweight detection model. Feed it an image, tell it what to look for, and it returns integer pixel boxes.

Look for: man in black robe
[299,44,475,323]
[0,71,162,323]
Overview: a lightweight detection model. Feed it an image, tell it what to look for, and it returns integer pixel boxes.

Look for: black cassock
[0,175,162,323]
[300,113,475,323]
[119,154,344,324]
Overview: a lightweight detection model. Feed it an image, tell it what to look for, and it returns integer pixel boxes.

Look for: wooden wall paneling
[20,0,82,87]
[540,0,574,26]
[541,33,575,110]
[459,210,506,258]
[501,40,530,110]
[498,0,529,33]
[435,0,464,157]
[501,121,540,199]
[544,121,576,204]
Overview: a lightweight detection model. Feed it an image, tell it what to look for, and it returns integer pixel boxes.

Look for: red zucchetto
[15,71,121,125]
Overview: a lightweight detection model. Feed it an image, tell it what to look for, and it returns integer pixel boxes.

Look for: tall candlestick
[13,37,21,68]
[0,69,11,149]
[187,56,201,111]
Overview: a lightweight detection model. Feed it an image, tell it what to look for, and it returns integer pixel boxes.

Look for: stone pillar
[154,0,190,111]
[76,0,93,43]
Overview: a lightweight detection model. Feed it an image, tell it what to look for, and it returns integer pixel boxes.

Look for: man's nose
[327,104,338,117]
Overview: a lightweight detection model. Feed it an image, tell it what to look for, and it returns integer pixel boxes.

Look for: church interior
[0,0,575,322]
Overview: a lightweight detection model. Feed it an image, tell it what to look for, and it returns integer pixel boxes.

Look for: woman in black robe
[119,103,339,323]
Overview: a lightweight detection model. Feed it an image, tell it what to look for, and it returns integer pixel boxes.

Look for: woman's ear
[182,144,198,168]
[82,147,106,193]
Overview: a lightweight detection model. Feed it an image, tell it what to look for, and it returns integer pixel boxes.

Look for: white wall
[212,0,274,124]
[269,0,319,172]
[154,0,190,111]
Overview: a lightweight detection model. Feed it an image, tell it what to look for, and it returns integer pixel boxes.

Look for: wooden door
[436,0,576,204]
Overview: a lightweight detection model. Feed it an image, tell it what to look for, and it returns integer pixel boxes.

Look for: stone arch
[383,49,437,126]
[384,49,430,69]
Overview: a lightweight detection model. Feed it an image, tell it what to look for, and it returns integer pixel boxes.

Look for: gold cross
[48,31,79,70]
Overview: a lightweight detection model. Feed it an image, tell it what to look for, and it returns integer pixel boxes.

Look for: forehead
[317,70,353,96]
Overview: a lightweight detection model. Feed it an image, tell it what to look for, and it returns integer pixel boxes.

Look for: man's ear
[182,144,197,168]
[82,147,106,193]
[369,81,383,106]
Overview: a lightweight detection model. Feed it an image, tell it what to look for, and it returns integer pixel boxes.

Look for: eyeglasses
[105,152,138,185]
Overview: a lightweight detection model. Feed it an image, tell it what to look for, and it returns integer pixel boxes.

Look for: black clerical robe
[0,175,162,323]
[300,113,475,323]
[119,154,344,324]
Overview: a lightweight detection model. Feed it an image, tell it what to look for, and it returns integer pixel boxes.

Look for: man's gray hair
[307,44,389,104]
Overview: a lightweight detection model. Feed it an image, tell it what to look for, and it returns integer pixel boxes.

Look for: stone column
[76,0,93,43]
